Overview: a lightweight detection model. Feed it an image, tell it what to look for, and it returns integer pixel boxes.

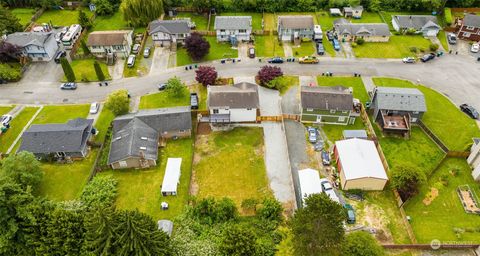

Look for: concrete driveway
[22,60,63,84]
[108,60,124,80]
[150,47,171,74]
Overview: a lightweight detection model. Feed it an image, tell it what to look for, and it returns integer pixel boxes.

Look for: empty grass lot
[139,91,190,109]
[263,13,276,31]
[0,106,14,116]
[11,8,35,26]
[177,36,238,66]
[320,118,366,144]
[33,104,89,124]
[193,128,272,212]
[37,8,93,27]
[373,78,480,151]
[404,158,480,243]
[167,12,209,30]
[222,12,263,30]
[317,76,369,103]
[92,11,129,31]
[437,31,449,51]
[353,36,432,58]
[0,107,38,154]
[255,35,285,57]
[99,139,194,220]
[64,59,111,82]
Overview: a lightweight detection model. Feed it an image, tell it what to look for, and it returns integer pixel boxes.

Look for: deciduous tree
[121,0,163,27]
[219,224,258,256]
[391,164,426,201]
[1,151,43,190]
[78,9,92,30]
[185,33,210,61]
[166,77,187,98]
[257,65,283,85]
[343,231,385,256]
[104,89,130,116]
[94,0,115,16]
[0,42,22,62]
[195,66,217,86]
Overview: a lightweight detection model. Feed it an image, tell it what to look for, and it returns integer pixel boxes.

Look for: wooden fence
[416,120,449,153]
[451,7,480,13]
[257,116,283,122]
[194,30,216,36]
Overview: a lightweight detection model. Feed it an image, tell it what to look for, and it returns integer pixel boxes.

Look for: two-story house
[5,32,58,62]
[214,16,252,45]
[277,15,314,42]
[457,14,480,41]
[87,30,133,58]
[148,20,191,47]
[334,18,391,42]
[300,86,354,125]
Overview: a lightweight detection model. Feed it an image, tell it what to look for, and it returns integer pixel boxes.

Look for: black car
[420,53,435,62]
[54,50,67,63]
[460,104,479,119]
[190,93,199,110]
[60,82,77,90]
[267,57,284,64]
[158,83,167,91]
[316,43,325,55]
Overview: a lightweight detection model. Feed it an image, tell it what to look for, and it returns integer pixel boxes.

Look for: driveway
[283,45,293,57]
[341,42,355,59]
[108,60,124,80]
[150,47,171,74]
[237,43,249,59]
[21,60,63,84]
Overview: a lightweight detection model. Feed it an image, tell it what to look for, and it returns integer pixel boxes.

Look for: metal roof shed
[157,220,174,236]
[298,168,322,205]
[161,158,182,196]
[343,130,368,139]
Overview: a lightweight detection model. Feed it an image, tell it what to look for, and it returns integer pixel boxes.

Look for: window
[220,29,225,32]
[213,109,219,114]
[307,108,313,112]
[247,108,252,110]
[463,32,471,37]
[239,29,246,33]
[330,109,336,114]
[179,129,186,133]
[338,116,346,122]
[342,110,348,114]
[413,111,419,114]
[466,26,475,30]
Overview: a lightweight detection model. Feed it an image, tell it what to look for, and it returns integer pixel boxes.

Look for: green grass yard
[37,8,93,27]
[222,12,263,30]
[353,36,432,58]
[0,107,38,154]
[373,78,480,151]
[177,36,238,66]
[437,31,449,51]
[317,76,369,103]
[292,42,315,57]
[263,13,276,31]
[94,107,114,143]
[99,139,194,220]
[65,59,111,82]
[11,8,35,26]
[192,84,207,110]
[33,105,89,124]
[139,91,190,109]
[320,118,366,145]
[92,11,129,31]
[0,106,14,116]
[167,12,209,30]
[255,35,285,57]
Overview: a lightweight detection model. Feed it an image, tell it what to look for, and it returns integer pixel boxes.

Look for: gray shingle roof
[463,14,480,28]
[87,30,132,46]
[278,16,314,29]
[343,130,368,139]
[373,87,427,112]
[344,6,363,13]
[148,20,190,35]
[208,82,259,109]
[5,32,54,47]
[214,16,252,30]
[19,118,93,154]
[393,15,440,30]
[301,86,353,110]
[334,21,391,37]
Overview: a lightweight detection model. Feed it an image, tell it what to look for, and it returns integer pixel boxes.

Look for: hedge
[445,8,452,26]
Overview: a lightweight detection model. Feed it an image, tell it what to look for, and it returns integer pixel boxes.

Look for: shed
[330,8,342,16]
[343,130,368,139]
[334,138,388,190]
[298,168,322,204]
[161,158,182,196]
[157,220,174,236]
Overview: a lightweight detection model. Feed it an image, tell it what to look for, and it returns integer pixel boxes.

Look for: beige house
[87,30,133,58]
[334,18,391,42]
[468,138,480,181]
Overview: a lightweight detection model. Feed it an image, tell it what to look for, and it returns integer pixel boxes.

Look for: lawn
[65,59,112,82]
[353,36,432,58]
[291,42,315,57]
[437,31,449,51]
[99,139,194,220]
[11,8,35,26]
[93,107,114,143]
[167,12,209,30]
[139,91,190,109]
[317,76,369,103]
[263,13,276,31]
[193,127,272,211]
[255,35,285,57]
[0,107,38,154]
[192,84,207,110]
[37,8,94,27]
[222,12,263,30]
[92,11,129,31]
[177,36,238,66]
[37,149,98,201]
[0,106,14,116]
[279,75,299,95]
[373,78,480,151]
[351,12,384,24]
[404,158,480,243]
[277,12,318,24]
[320,118,366,146]
[33,104,89,124]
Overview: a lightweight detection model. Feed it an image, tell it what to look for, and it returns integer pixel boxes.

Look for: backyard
[221,12,263,30]
[11,8,36,26]
[353,36,432,58]
[0,107,39,154]
[92,11,129,31]
[255,35,285,57]
[192,127,272,212]
[177,36,238,66]
[317,76,369,103]
[320,118,366,145]
[65,59,112,82]
[167,12,209,30]
[37,8,94,27]
[32,104,89,124]
[139,91,190,109]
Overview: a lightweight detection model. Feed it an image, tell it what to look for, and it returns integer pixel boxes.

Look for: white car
[1,114,12,126]
[471,43,480,53]
[319,178,340,203]
[402,57,415,63]
[89,102,100,114]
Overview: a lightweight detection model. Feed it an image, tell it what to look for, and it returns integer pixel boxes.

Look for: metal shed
[161,158,182,196]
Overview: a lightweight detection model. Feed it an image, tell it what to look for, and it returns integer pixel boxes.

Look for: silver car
[89,102,100,114]
[143,47,151,58]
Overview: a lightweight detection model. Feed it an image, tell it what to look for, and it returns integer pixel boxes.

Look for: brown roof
[278,15,314,29]
[301,86,353,110]
[87,30,132,46]
[208,82,259,109]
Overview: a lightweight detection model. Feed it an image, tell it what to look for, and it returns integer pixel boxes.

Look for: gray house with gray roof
[277,15,314,42]
[334,18,391,42]
[214,16,252,44]
[18,118,94,160]
[457,14,480,41]
[301,86,354,125]
[392,15,441,36]
[108,107,192,169]
[148,20,191,46]
[5,32,58,61]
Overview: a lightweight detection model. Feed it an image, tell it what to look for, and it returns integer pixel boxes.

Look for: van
[248,47,255,58]
[127,55,136,68]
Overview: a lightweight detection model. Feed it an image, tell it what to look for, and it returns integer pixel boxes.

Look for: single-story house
[207,82,259,123]
[334,18,391,42]
[5,32,58,62]
[148,20,191,47]
[343,6,363,18]
[108,107,192,169]
[457,14,480,41]
[334,138,388,190]
[298,168,322,205]
[214,16,252,44]
[161,158,182,196]
[330,8,342,16]
[87,30,133,58]
[392,15,441,37]
[468,138,480,181]
[300,85,354,125]
[19,118,94,160]
[343,130,368,139]
[371,87,427,135]
[277,15,314,42]
[157,220,173,236]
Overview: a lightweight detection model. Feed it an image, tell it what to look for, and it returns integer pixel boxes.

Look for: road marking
[6,106,43,154]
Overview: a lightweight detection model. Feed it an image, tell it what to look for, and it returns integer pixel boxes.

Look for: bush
[104,89,130,116]
[409,46,418,53]
[0,63,21,81]
[80,175,118,208]
[419,47,426,53]
[267,76,289,92]
[94,60,105,81]
[444,8,452,26]
[351,42,357,48]
[257,65,283,85]
[391,164,427,201]
[429,43,439,52]
[405,28,417,35]
[355,38,365,45]
[191,197,238,224]
[257,197,283,222]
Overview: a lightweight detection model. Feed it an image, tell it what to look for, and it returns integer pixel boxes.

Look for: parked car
[317,42,325,55]
[190,93,199,110]
[319,178,340,203]
[472,43,480,53]
[460,104,479,119]
[248,47,255,58]
[299,56,319,64]
[89,102,100,114]
[402,57,415,63]
[344,204,356,224]
[54,50,66,64]
[1,115,12,126]
[332,39,340,51]
[267,57,284,64]
[307,127,318,143]
[143,47,151,58]
[132,44,141,54]
[60,82,77,90]
[321,150,330,165]
[420,53,435,62]
[447,33,457,45]
[127,55,136,68]
[326,31,334,41]
[158,83,167,91]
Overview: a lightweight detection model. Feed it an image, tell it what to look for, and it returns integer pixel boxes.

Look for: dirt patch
[197,122,212,135]
[423,187,439,206]
[361,204,394,243]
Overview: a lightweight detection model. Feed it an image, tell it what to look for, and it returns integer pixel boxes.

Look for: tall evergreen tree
[85,206,118,255]
[120,0,163,27]
[60,57,76,82]
[0,6,23,35]
[94,60,105,81]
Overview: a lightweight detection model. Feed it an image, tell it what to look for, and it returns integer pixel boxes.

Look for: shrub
[191,197,238,224]
[195,66,217,86]
[419,47,426,53]
[241,198,259,214]
[0,63,22,81]
[257,65,283,85]
[267,76,289,92]
[351,42,357,48]
[257,197,283,222]
[391,164,427,201]
[94,60,105,81]
[80,175,118,208]
[409,46,418,53]
[429,43,439,52]
[80,73,89,82]
[60,57,76,82]
[185,32,210,61]
[405,28,417,35]
[105,89,129,116]
[444,8,453,26]
[355,38,365,45]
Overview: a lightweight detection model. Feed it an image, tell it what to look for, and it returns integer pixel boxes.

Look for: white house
[207,82,259,123]
[161,158,182,196]
[468,138,480,181]
[5,32,58,62]
[148,20,191,47]
[87,30,133,58]
[392,15,441,37]
[334,138,388,191]
[298,168,322,204]
[214,16,252,44]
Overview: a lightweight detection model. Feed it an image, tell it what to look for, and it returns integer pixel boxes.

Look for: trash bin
[194,64,198,68]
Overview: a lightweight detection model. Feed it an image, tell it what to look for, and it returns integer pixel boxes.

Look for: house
[334,138,388,190]
[457,14,480,41]
[108,107,192,169]
[87,30,133,58]
[207,82,259,123]
[468,138,480,181]
[300,86,354,125]
[343,130,368,139]
[371,87,427,136]
[161,158,182,196]
[343,6,363,18]
[277,15,314,42]
[148,20,191,47]
[18,118,94,160]
[334,18,391,42]
[330,8,342,17]
[214,16,252,44]
[5,32,58,61]
[298,168,322,204]
[392,15,441,37]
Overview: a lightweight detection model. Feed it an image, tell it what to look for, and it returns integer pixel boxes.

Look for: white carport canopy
[161,158,182,195]
[298,168,322,201]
